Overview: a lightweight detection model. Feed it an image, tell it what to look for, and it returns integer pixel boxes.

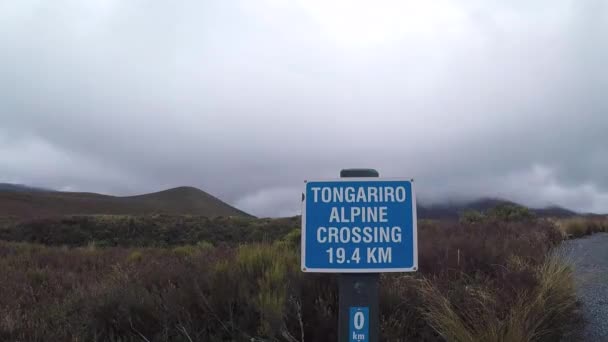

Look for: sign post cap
[340,168,379,178]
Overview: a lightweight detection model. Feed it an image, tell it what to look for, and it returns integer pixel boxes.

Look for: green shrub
[459,210,485,224]
[126,250,143,263]
[459,204,536,225]
[282,228,301,247]
[196,240,214,250]
[486,204,536,222]
[172,245,197,258]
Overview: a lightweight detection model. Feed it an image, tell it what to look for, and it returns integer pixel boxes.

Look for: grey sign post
[338,168,380,342]
[301,168,418,342]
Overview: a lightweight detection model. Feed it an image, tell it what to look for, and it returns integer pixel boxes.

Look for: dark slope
[0,186,250,218]
[125,186,251,217]
[417,198,577,220]
[0,183,52,192]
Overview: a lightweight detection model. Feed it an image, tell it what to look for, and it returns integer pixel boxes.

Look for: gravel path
[561,233,608,341]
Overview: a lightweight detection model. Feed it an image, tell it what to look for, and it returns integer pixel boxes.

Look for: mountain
[532,205,578,218]
[0,183,579,220]
[417,198,577,220]
[0,185,251,218]
[0,183,52,192]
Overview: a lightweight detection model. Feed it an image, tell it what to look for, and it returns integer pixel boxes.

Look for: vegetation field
[0,206,604,341]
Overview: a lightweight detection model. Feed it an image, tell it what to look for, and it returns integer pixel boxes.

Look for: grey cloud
[1,0,607,216]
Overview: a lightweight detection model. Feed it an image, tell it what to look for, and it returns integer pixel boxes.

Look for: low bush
[459,210,485,225]
[0,215,300,247]
[459,204,536,225]
[486,204,536,222]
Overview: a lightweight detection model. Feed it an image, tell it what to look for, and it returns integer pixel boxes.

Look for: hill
[0,183,51,192]
[417,198,577,220]
[0,183,579,220]
[0,186,251,218]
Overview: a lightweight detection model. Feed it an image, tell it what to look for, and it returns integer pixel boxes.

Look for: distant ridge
[0,185,251,218]
[0,183,581,219]
[0,183,52,192]
[417,198,577,220]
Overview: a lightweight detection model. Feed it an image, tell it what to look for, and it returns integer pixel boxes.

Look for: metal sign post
[338,169,380,342]
[301,168,418,342]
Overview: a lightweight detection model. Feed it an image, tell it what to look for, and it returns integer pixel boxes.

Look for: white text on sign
[302,178,417,273]
[312,186,406,265]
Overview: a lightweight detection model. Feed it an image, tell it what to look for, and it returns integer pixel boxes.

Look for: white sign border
[301,177,418,273]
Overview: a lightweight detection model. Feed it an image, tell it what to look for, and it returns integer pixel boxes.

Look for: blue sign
[349,307,369,342]
[301,178,417,273]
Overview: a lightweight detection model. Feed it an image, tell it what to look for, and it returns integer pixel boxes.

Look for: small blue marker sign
[301,178,418,273]
[349,307,369,341]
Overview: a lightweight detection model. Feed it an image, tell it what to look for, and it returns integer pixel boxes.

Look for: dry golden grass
[420,253,578,342]
[556,216,608,238]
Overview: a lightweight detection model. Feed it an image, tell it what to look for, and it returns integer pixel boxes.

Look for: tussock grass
[420,253,578,342]
[556,216,608,238]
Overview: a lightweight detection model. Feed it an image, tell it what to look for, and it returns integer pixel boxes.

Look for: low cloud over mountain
[1,0,607,217]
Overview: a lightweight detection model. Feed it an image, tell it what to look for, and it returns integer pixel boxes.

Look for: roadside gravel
[561,233,608,341]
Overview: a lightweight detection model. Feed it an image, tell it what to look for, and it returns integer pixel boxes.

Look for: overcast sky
[1,0,607,217]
